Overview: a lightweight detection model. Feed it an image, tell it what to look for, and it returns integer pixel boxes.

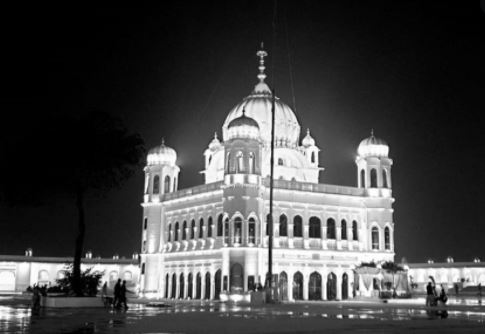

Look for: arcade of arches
[162,268,353,301]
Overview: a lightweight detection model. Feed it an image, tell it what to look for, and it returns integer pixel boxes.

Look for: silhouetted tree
[0,111,145,296]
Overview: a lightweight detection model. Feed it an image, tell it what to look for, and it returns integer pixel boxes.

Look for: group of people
[101,279,130,309]
[426,280,448,307]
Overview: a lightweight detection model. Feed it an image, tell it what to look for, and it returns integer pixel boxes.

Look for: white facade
[0,252,139,293]
[139,47,396,301]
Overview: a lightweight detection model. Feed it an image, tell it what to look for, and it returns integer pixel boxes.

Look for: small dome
[208,132,221,150]
[302,129,315,147]
[147,139,177,166]
[357,130,389,158]
[227,110,260,140]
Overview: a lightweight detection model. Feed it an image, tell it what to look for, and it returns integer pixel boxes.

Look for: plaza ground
[0,295,484,333]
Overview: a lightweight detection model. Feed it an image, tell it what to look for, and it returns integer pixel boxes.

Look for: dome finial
[370,128,374,137]
[242,108,246,116]
[256,42,268,83]
[161,137,165,146]
[214,132,218,139]
[307,128,310,135]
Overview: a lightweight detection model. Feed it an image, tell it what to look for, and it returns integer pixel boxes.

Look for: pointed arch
[352,220,358,241]
[309,272,322,300]
[248,152,255,174]
[153,175,160,194]
[293,215,303,237]
[182,221,187,240]
[168,224,172,242]
[217,214,223,237]
[341,219,347,240]
[372,226,380,250]
[309,217,321,238]
[248,217,256,244]
[279,214,288,237]
[164,175,170,193]
[293,272,304,300]
[174,222,179,242]
[199,218,204,238]
[370,168,377,188]
[384,226,391,250]
[208,216,213,238]
[326,218,336,239]
[382,169,388,188]
[190,219,196,239]
[234,217,242,244]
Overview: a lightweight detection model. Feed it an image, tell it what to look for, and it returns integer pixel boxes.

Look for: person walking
[426,282,435,306]
[119,280,129,310]
[113,279,122,308]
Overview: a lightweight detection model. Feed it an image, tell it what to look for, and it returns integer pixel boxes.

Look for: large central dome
[222,82,301,147]
[222,47,301,147]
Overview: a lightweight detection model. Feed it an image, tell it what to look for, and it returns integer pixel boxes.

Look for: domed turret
[226,110,260,140]
[147,139,177,166]
[355,130,393,190]
[302,128,316,147]
[357,131,389,158]
[208,132,221,150]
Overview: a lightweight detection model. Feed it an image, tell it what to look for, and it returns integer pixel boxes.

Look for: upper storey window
[164,175,170,193]
[341,220,347,240]
[360,170,365,188]
[293,216,303,237]
[236,151,244,173]
[249,152,255,174]
[309,217,321,238]
[278,158,284,166]
[370,169,377,188]
[384,226,391,250]
[326,218,336,239]
[153,175,160,194]
[382,169,388,188]
[279,214,288,237]
[372,226,379,250]
[352,221,358,241]
[311,151,315,163]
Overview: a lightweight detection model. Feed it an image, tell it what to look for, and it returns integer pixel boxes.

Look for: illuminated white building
[0,250,139,293]
[139,47,396,301]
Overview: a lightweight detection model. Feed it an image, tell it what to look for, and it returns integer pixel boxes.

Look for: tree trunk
[73,188,85,296]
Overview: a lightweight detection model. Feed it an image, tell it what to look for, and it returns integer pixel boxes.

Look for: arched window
[384,226,390,250]
[382,169,388,188]
[372,226,379,250]
[199,218,204,238]
[168,224,172,242]
[360,169,365,188]
[370,169,377,188]
[224,218,229,243]
[341,220,347,240]
[143,217,147,230]
[164,175,170,193]
[153,175,160,194]
[173,177,177,191]
[309,217,321,238]
[311,151,315,163]
[326,218,336,239]
[249,152,255,174]
[182,221,187,240]
[248,218,256,244]
[174,222,179,241]
[279,214,288,237]
[226,153,231,173]
[236,151,244,173]
[352,220,358,241]
[278,158,284,166]
[208,217,213,238]
[234,217,242,243]
[266,214,272,236]
[293,215,303,237]
[217,214,223,237]
[190,219,196,239]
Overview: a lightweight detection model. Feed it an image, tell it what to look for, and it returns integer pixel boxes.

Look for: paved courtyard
[0,296,484,333]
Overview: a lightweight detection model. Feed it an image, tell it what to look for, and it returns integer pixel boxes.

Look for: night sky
[1,1,484,263]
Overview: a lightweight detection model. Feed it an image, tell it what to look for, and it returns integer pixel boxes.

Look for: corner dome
[357,131,389,158]
[147,139,177,166]
[302,129,315,147]
[208,132,221,150]
[226,111,260,140]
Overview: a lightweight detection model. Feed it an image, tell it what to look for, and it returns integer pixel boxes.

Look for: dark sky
[1,1,484,263]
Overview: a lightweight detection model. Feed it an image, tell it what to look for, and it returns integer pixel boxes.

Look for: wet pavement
[1,296,484,333]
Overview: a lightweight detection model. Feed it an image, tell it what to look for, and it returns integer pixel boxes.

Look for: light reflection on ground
[0,296,484,333]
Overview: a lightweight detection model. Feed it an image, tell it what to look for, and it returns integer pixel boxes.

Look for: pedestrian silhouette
[113,279,122,308]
